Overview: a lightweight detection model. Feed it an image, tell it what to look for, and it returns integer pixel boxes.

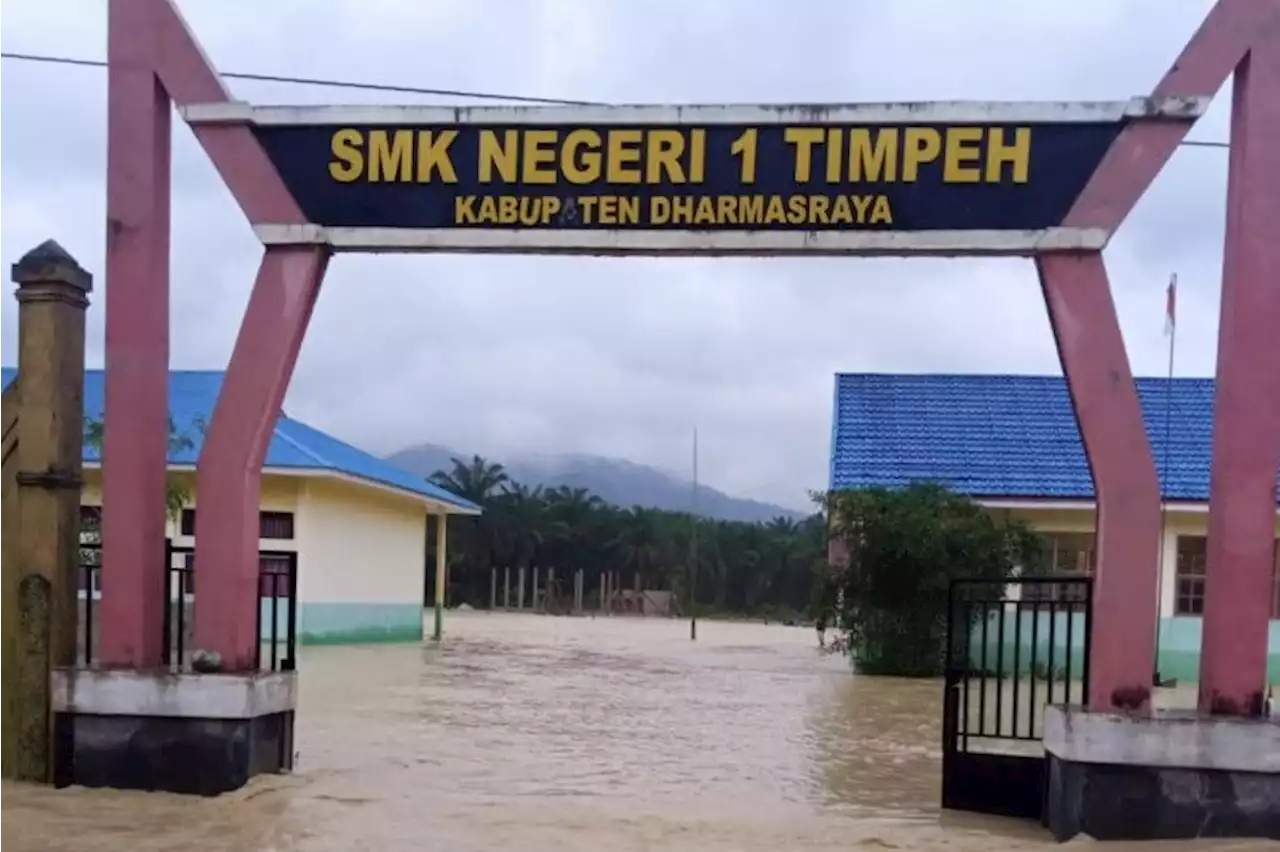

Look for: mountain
[384,443,808,523]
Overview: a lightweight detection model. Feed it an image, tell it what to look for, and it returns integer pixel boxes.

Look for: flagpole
[1154,273,1177,685]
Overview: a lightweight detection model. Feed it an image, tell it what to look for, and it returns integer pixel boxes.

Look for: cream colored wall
[992,502,1280,619]
[295,477,426,605]
[999,506,1096,535]
[80,467,301,542]
[81,467,428,607]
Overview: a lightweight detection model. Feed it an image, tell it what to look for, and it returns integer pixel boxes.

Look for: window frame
[179,508,295,540]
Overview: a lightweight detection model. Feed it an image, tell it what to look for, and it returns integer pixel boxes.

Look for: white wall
[295,476,426,606]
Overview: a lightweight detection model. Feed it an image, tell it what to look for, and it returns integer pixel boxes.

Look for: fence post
[162,540,172,667]
[284,553,298,670]
[517,567,525,610]
[490,567,497,610]
[531,567,539,612]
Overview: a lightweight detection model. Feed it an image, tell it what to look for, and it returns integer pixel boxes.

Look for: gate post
[4,241,92,782]
[1198,36,1280,718]
[98,0,172,669]
[191,247,329,670]
[1037,253,1162,714]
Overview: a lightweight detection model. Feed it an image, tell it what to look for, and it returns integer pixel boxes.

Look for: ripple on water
[2,612,1272,852]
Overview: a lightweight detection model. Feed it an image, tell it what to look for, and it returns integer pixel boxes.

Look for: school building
[1,368,481,645]
[829,373,1280,683]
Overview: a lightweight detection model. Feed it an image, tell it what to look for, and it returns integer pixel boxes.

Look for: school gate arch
[97,0,1276,721]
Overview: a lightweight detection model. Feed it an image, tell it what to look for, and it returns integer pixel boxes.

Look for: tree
[424,454,829,618]
[825,483,1045,677]
[429,454,509,503]
[83,415,203,522]
[427,455,515,604]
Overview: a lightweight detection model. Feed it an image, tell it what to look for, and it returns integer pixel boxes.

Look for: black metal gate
[941,576,1093,821]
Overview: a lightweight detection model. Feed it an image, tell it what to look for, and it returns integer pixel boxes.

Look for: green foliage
[83,415,204,521]
[427,455,828,615]
[826,482,1045,677]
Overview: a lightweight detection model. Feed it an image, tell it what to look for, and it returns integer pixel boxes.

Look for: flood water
[2,612,1270,851]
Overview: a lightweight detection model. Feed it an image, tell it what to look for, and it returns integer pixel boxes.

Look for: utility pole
[690,428,698,641]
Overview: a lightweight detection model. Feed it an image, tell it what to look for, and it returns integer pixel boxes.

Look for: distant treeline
[429,455,827,619]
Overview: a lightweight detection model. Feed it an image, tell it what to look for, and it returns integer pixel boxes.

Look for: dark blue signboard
[254,121,1123,232]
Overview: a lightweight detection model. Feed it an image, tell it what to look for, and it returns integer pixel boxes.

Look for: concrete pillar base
[1043,705,1280,841]
[51,668,296,796]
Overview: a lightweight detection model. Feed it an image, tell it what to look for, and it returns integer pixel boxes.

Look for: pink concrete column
[1198,41,1280,717]
[98,0,172,667]
[1037,253,1163,713]
[192,247,328,670]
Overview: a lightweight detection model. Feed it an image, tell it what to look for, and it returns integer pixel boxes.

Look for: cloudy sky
[0,0,1232,511]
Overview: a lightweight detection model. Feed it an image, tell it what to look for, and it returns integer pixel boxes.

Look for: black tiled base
[56,711,294,796]
[1046,753,1280,841]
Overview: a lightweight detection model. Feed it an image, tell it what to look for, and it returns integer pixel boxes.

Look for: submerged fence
[78,541,297,672]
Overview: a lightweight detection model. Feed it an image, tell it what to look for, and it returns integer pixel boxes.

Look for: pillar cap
[12,239,93,293]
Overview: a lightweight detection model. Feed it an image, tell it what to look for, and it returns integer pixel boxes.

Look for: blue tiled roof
[829,373,1280,503]
[1,368,480,513]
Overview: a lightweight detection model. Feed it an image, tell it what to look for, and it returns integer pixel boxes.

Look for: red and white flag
[1164,273,1178,337]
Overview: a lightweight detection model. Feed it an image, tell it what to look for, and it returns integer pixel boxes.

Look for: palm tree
[620,507,665,587]
[420,453,832,616]
[493,482,545,572]
[428,455,510,604]
[429,454,509,504]
[544,486,604,563]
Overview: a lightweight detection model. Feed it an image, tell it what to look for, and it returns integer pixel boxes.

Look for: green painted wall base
[964,612,1280,685]
[265,601,424,646]
[1155,617,1280,684]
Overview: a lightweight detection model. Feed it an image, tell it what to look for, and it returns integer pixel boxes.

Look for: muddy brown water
[2,612,1269,851]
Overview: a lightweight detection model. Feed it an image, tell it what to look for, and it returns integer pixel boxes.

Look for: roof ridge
[270,418,333,468]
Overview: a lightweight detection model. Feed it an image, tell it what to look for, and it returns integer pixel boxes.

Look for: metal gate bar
[942,575,1094,821]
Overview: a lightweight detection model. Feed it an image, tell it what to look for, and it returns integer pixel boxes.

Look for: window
[259,553,293,598]
[1175,536,1280,618]
[178,509,294,540]
[80,505,102,543]
[1174,536,1207,615]
[79,506,102,598]
[259,511,295,540]
[1025,532,1095,602]
[1046,532,1096,576]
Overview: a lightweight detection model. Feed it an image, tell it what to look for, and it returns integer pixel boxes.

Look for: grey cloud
[1,0,1231,510]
